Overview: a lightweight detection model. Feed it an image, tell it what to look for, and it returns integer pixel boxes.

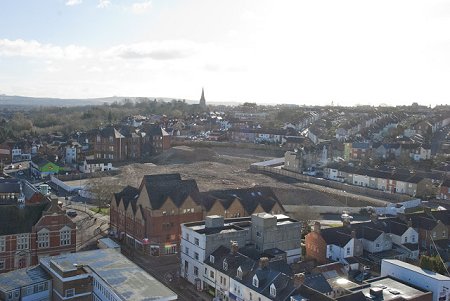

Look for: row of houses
[324,165,435,197]
[109,174,285,256]
[306,209,450,270]
[343,141,432,162]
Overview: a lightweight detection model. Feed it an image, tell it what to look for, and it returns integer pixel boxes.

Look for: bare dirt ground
[79,146,390,208]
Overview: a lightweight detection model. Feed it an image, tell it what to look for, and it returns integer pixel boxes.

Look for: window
[65,288,75,297]
[250,292,253,300]
[412,235,416,242]
[252,275,259,287]
[194,238,199,246]
[38,230,49,248]
[194,252,199,260]
[0,260,4,270]
[60,228,71,246]
[256,231,261,237]
[223,259,228,271]
[16,234,29,250]
[270,283,277,297]
[210,255,215,263]
[209,270,215,279]
[185,247,189,255]
[0,237,5,252]
[194,266,199,276]
[443,231,446,238]
[346,247,350,255]
[404,237,408,243]
[186,233,190,241]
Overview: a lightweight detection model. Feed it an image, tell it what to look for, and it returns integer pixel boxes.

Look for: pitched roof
[114,185,140,210]
[201,186,283,214]
[141,174,201,209]
[0,201,50,235]
[321,229,353,247]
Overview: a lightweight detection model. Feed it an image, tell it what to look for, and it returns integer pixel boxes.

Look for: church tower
[199,88,206,108]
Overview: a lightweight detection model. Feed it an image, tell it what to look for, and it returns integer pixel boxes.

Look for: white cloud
[131,1,152,14]
[97,0,111,8]
[103,40,198,60]
[65,0,82,6]
[0,39,92,60]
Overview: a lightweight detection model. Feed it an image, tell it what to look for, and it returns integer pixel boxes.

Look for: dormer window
[223,259,228,271]
[252,275,259,287]
[270,283,276,297]
[237,266,243,279]
[210,255,215,263]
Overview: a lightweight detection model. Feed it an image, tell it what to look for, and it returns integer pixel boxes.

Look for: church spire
[199,87,206,108]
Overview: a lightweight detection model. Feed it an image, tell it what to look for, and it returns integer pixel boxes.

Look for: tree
[291,205,319,238]
[86,177,122,211]
[419,255,448,275]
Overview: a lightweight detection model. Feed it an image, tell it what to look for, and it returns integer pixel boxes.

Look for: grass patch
[90,207,110,215]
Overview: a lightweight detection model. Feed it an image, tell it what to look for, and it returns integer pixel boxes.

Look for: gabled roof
[358,226,383,242]
[201,186,283,214]
[98,126,125,139]
[321,229,353,247]
[114,185,140,211]
[141,174,201,209]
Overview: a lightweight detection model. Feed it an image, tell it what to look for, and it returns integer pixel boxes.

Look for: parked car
[67,210,78,218]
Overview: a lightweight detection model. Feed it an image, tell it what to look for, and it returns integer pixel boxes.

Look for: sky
[0,0,450,106]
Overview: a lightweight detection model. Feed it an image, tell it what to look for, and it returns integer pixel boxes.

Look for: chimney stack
[424,207,432,216]
[293,273,305,287]
[351,230,357,239]
[259,257,269,269]
[407,218,412,228]
[370,213,378,223]
[313,221,321,233]
[231,241,239,254]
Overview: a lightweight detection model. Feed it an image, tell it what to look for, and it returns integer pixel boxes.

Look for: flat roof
[0,266,51,292]
[40,249,177,301]
[383,259,450,281]
[353,276,430,300]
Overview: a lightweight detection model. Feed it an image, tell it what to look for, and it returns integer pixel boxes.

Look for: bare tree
[291,205,320,238]
[86,177,122,211]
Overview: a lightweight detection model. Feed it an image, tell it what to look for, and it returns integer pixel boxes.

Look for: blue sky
[1,0,450,106]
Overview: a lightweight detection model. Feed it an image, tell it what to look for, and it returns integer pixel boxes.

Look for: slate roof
[98,126,125,139]
[201,186,284,214]
[321,229,353,247]
[0,178,20,193]
[143,125,169,136]
[0,265,51,292]
[358,226,383,242]
[0,201,49,235]
[141,173,201,209]
[386,220,408,236]
[114,185,140,210]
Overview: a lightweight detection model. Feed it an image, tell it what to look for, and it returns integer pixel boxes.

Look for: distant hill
[0,95,127,107]
[0,94,244,107]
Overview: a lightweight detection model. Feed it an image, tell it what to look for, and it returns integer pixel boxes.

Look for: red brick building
[0,198,76,274]
[305,222,328,264]
[89,125,170,162]
[110,174,203,256]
